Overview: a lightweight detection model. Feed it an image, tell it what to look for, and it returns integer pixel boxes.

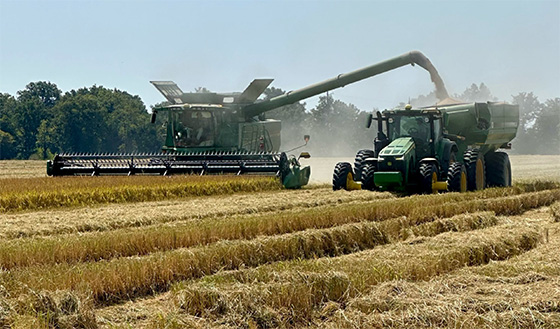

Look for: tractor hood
[378,137,415,158]
[374,137,416,191]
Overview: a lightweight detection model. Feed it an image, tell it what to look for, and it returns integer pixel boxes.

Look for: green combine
[333,102,519,193]
[47,50,453,189]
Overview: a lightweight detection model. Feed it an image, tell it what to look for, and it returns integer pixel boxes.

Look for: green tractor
[333,102,519,193]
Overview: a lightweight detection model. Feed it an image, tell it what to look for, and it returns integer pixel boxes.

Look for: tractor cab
[383,107,444,160]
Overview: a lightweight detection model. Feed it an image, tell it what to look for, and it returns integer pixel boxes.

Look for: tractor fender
[363,157,378,163]
[418,157,440,171]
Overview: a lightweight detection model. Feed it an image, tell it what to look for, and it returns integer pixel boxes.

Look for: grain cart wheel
[464,149,486,191]
[485,152,512,187]
[446,162,467,192]
[333,162,353,190]
[418,162,439,194]
[361,163,377,191]
[354,149,375,181]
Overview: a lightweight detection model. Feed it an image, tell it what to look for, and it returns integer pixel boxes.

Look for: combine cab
[48,51,451,189]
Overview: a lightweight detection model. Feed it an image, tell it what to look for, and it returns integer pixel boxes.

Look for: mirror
[366,113,373,128]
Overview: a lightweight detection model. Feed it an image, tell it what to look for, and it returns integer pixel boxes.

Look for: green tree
[457,83,496,102]
[42,86,162,155]
[17,81,61,108]
[511,92,543,154]
[309,93,374,156]
[0,93,18,159]
[533,98,560,154]
[10,82,62,158]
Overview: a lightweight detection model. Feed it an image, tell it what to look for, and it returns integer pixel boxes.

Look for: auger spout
[242,50,449,119]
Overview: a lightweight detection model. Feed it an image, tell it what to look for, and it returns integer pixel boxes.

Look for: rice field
[0,155,559,328]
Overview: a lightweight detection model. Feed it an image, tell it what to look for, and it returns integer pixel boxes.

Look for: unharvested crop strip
[0,188,556,271]
[0,188,392,239]
[0,176,282,212]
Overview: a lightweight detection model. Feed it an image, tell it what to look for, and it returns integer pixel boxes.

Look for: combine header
[48,51,450,189]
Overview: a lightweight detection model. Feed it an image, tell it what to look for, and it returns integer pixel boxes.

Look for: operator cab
[383,107,443,158]
[173,108,216,147]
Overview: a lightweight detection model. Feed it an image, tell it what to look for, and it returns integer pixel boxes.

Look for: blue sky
[1,0,559,111]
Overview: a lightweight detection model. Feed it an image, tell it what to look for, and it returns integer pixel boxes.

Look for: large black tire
[485,152,512,187]
[353,149,375,181]
[464,149,486,191]
[361,163,377,191]
[446,161,467,192]
[418,162,439,194]
[278,152,291,183]
[333,162,352,191]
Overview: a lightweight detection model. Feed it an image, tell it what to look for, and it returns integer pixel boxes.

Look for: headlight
[395,156,404,161]
[377,157,384,162]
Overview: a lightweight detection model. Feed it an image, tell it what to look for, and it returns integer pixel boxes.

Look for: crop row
[323,216,560,329]
[0,188,556,271]
[169,224,541,327]
[0,176,282,212]
[0,187,391,239]
[0,195,539,306]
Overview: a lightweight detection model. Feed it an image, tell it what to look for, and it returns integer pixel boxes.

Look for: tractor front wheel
[361,163,377,191]
[418,162,439,194]
[333,162,353,191]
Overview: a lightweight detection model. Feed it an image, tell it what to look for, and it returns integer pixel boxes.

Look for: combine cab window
[174,110,215,147]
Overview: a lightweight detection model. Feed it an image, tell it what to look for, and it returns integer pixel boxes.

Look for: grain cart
[333,102,519,193]
[47,51,448,189]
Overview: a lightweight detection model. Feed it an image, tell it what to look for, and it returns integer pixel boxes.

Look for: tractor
[333,102,519,193]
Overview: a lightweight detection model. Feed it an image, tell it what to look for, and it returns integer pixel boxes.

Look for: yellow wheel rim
[460,171,467,192]
[476,158,484,190]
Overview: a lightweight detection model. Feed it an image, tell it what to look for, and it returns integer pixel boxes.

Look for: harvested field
[0,157,558,328]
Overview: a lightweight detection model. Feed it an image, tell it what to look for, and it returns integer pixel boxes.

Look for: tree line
[0,81,558,159]
[0,82,162,159]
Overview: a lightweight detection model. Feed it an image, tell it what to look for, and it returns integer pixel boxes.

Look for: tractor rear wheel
[354,149,375,181]
[333,162,353,191]
[464,149,486,191]
[361,163,376,191]
[446,162,467,192]
[418,162,439,194]
[485,152,512,187]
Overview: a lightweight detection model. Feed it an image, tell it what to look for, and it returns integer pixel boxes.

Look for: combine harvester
[333,95,519,193]
[47,51,460,189]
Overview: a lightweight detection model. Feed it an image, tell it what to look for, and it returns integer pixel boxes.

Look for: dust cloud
[301,157,354,184]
